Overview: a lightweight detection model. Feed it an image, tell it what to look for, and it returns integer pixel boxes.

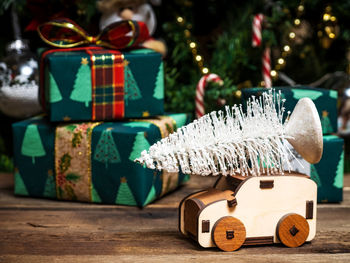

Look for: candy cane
[252,14,272,88]
[195,73,223,119]
[252,14,264,47]
[262,47,272,88]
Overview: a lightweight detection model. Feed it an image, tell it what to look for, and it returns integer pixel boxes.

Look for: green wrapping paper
[12,113,189,207]
[242,87,343,202]
[312,135,344,203]
[242,86,338,134]
[41,48,164,122]
[286,135,344,203]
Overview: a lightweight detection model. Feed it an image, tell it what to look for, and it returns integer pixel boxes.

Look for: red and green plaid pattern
[87,49,125,120]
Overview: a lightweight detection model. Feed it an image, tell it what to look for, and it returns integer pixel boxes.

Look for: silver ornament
[0,40,42,118]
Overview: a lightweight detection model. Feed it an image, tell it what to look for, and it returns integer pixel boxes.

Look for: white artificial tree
[136,90,323,177]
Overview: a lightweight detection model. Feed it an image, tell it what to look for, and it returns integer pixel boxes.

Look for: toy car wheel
[276,213,310,248]
[212,216,246,252]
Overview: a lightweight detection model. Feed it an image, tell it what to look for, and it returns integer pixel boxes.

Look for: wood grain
[212,216,246,251]
[0,172,350,262]
[277,213,310,248]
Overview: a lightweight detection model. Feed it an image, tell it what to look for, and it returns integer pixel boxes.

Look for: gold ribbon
[37,19,138,49]
[55,122,100,201]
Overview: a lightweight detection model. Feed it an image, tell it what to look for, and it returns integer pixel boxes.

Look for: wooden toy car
[179,172,317,251]
[136,94,323,252]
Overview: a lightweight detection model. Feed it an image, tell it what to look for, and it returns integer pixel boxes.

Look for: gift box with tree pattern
[242,86,338,134]
[242,87,343,202]
[284,135,344,203]
[12,113,189,207]
[40,48,164,122]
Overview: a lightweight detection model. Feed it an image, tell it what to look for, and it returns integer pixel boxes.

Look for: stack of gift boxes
[12,46,189,207]
[242,87,344,203]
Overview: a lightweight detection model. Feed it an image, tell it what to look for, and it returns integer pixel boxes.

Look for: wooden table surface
[0,172,349,263]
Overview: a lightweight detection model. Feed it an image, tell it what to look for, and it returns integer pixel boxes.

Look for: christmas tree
[292,90,323,101]
[21,124,46,164]
[321,111,334,134]
[333,151,344,189]
[94,128,121,168]
[70,58,92,107]
[143,185,156,206]
[115,177,137,205]
[310,164,322,187]
[136,91,322,176]
[123,122,152,129]
[143,172,157,205]
[91,184,102,203]
[14,169,28,195]
[169,114,187,129]
[49,72,62,103]
[43,170,56,198]
[129,132,151,162]
[124,64,142,106]
[153,62,164,100]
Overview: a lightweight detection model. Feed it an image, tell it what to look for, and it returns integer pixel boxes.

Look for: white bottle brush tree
[136,90,323,176]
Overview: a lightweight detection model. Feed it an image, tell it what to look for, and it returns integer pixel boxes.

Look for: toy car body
[179,173,317,251]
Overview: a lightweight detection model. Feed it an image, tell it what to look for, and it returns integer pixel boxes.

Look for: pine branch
[136,90,295,176]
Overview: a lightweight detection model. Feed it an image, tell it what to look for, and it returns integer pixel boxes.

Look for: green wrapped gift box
[285,135,344,203]
[242,86,338,134]
[311,135,344,203]
[40,48,164,122]
[12,113,189,207]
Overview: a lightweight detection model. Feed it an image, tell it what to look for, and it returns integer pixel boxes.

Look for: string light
[323,13,330,21]
[176,16,210,75]
[270,1,341,84]
[278,58,285,65]
[268,0,304,84]
[320,6,338,42]
[283,45,290,52]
